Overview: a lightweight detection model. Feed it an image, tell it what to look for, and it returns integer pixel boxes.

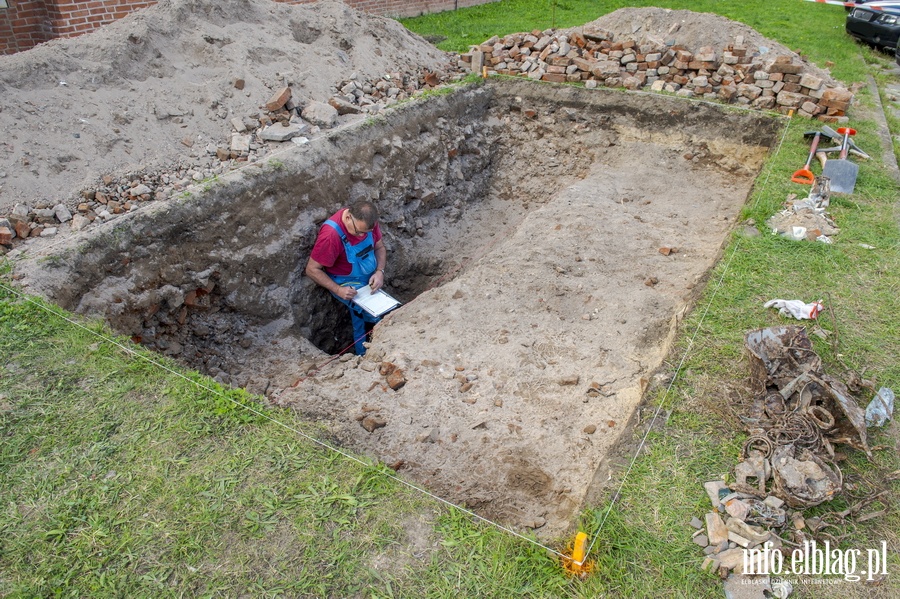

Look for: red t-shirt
[310,208,382,276]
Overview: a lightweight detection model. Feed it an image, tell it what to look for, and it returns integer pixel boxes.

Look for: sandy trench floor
[274,139,762,536]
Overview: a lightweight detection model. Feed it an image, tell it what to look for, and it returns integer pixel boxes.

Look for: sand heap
[0,0,457,216]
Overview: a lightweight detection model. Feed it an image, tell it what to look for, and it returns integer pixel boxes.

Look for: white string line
[0,280,568,561]
[578,114,794,565]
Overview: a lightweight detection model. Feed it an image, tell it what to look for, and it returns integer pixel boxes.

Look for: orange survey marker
[562,531,594,577]
[791,132,820,185]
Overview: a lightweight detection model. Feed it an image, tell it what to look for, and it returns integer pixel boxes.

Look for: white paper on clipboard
[351,285,400,318]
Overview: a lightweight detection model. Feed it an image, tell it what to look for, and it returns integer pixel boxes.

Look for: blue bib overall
[323,219,381,355]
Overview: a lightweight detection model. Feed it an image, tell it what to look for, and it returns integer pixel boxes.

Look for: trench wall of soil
[18,80,780,354]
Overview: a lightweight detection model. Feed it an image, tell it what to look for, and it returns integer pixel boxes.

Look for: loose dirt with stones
[2,1,790,536]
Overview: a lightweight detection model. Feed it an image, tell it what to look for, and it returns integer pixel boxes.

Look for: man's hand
[369,270,384,292]
[335,285,357,301]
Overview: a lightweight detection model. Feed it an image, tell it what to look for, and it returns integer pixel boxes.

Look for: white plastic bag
[865,387,895,427]
[763,298,824,320]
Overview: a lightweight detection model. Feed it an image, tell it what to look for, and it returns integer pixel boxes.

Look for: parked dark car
[846,2,900,50]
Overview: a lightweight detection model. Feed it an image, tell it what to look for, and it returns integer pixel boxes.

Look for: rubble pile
[767,177,839,244]
[0,65,463,254]
[1,162,232,250]
[690,326,879,589]
[461,28,852,121]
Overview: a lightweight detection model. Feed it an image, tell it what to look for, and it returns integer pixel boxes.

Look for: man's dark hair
[349,200,378,229]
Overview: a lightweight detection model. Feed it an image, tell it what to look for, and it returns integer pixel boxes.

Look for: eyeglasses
[348,215,373,236]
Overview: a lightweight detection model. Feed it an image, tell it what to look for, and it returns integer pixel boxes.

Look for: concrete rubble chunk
[716,547,745,570]
[130,184,152,196]
[231,117,247,133]
[70,214,90,232]
[231,133,251,153]
[705,512,729,545]
[328,96,363,115]
[53,204,73,223]
[259,122,307,142]
[301,101,338,128]
[723,497,751,520]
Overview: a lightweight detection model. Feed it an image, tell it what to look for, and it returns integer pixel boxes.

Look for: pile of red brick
[460,29,852,122]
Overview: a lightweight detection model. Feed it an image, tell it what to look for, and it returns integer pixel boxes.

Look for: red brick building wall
[0,0,50,54]
[0,0,493,55]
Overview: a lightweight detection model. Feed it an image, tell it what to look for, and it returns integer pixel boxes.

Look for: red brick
[265,86,292,111]
[541,73,567,83]
[14,221,30,239]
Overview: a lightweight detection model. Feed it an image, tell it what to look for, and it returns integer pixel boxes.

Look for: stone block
[470,50,484,73]
[753,96,777,110]
[533,36,551,51]
[769,62,803,74]
[259,122,307,142]
[822,88,853,103]
[572,57,594,71]
[623,76,643,90]
[799,73,823,90]
[301,101,338,128]
[231,133,251,153]
[696,46,716,62]
[16,220,31,238]
[591,61,620,77]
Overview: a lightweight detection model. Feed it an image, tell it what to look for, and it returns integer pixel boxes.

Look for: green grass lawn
[3,1,900,596]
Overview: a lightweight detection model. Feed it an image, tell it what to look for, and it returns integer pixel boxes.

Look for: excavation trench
[11,79,782,536]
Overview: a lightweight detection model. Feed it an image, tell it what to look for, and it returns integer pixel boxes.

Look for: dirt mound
[0,0,453,212]
[585,8,783,53]
[577,7,836,83]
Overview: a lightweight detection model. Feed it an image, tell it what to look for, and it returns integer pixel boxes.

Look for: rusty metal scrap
[733,326,871,508]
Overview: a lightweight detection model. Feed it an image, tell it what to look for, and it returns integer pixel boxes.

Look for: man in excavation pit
[305,200,387,355]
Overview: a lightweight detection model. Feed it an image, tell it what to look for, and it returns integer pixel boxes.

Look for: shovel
[791,132,820,185]
[822,127,858,194]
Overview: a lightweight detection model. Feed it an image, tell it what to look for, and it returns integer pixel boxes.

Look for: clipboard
[351,285,401,318]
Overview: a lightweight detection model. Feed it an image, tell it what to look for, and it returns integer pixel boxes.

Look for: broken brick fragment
[361,415,386,432]
[264,86,291,112]
[386,368,406,390]
[379,361,396,376]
